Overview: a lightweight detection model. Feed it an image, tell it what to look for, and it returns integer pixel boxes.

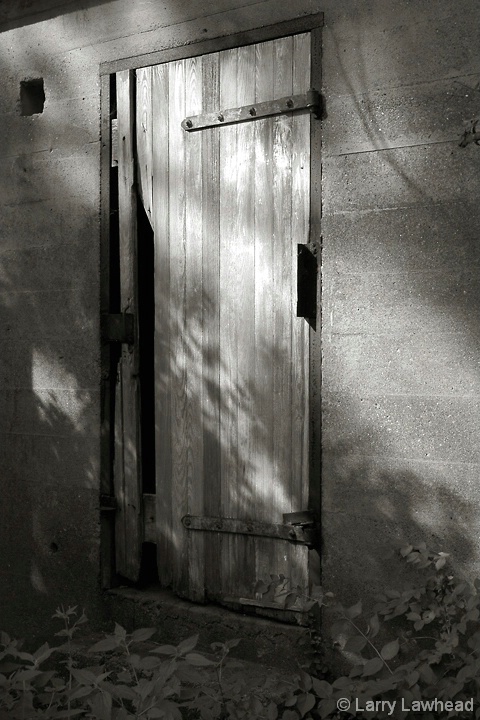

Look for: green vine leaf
[345,601,362,620]
[380,639,399,661]
[362,657,384,676]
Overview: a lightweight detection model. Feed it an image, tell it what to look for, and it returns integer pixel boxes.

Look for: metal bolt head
[185,119,193,128]
[217,113,224,122]
[286,98,294,108]
[249,107,256,116]
[184,517,191,527]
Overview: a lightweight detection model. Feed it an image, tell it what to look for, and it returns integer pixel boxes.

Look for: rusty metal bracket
[182,514,315,545]
[181,89,322,132]
[101,313,135,344]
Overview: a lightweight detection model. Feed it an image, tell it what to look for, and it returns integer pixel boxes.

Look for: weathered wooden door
[114,30,320,607]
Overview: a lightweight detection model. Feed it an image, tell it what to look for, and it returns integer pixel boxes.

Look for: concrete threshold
[104,586,311,671]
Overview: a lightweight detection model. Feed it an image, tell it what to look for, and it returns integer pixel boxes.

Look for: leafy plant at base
[3,544,480,720]
[0,607,299,720]
[257,543,480,719]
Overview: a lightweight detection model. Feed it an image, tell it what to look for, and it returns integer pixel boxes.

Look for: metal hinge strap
[182,514,315,545]
[181,89,322,132]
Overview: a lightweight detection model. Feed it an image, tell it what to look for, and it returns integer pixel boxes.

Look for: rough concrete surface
[105,587,310,671]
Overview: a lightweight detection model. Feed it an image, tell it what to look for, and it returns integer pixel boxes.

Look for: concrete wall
[320,0,480,601]
[0,0,479,642]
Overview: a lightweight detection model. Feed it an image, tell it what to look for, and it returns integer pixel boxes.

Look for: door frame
[99,11,324,590]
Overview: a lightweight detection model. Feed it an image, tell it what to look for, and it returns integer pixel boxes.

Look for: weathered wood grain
[252,38,275,583]
[219,46,241,597]
[201,51,223,599]
[152,61,173,587]
[146,33,314,603]
[184,54,205,601]
[168,58,189,596]
[272,36,294,558]
[136,66,153,225]
[231,42,257,597]
[114,69,142,582]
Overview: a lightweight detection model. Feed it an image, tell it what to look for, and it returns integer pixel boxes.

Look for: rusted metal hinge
[101,313,135,344]
[182,514,315,546]
[182,89,323,132]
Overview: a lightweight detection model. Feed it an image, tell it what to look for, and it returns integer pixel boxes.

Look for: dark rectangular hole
[297,243,317,320]
[137,202,156,494]
[20,78,45,116]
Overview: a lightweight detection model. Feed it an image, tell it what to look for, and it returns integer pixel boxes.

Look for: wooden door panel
[133,33,313,603]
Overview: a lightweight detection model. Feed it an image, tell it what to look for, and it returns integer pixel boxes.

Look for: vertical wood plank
[201,51,222,600]
[236,42,257,504]
[136,67,153,226]
[152,62,173,587]
[272,37,294,561]
[169,59,189,595]
[252,40,275,583]
[184,55,205,601]
[219,47,241,598]
[232,43,257,598]
[114,69,142,582]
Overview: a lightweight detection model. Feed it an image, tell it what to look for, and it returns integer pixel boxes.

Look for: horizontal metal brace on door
[181,89,322,132]
[182,514,315,545]
[101,313,135,344]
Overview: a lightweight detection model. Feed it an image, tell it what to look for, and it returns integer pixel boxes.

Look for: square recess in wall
[20,78,45,116]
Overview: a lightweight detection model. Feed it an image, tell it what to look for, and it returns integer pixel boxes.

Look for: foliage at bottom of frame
[1,544,480,720]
